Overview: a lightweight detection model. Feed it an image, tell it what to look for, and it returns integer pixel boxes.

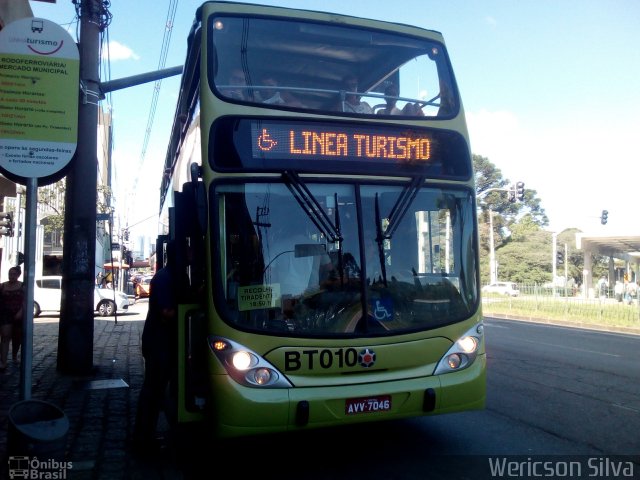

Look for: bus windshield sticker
[238,284,280,311]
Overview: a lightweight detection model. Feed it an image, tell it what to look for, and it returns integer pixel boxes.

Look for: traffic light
[516,182,525,201]
[508,186,516,203]
[600,209,608,225]
[556,251,564,265]
[0,211,14,237]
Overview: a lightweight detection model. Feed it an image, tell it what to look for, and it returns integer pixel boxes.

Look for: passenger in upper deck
[437,79,456,116]
[257,75,306,108]
[336,74,373,114]
[402,101,425,116]
[257,75,285,105]
[377,84,402,116]
[220,68,248,100]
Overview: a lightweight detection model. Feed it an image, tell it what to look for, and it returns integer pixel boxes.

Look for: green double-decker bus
[157,1,485,439]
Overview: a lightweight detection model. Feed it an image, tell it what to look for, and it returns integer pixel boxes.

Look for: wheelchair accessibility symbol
[257,128,278,151]
[372,298,393,321]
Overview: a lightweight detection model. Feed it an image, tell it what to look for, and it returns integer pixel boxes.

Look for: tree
[497,216,552,284]
[38,180,66,236]
[37,181,113,237]
[474,155,550,284]
[474,154,548,229]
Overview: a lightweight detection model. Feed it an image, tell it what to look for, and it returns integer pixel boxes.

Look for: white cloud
[103,40,140,61]
[466,109,523,168]
[467,108,640,233]
[484,15,497,27]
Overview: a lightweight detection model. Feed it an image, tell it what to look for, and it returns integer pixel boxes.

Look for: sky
[29,0,640,241]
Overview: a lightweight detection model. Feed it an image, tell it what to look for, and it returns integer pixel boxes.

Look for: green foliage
[475,155,551,285]
[474,155,613,287]
[37,180,114,237]
[483,292,640,329]
[496,228,552,284]
[38,181,65,236]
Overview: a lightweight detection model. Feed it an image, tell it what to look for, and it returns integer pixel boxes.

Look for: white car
[33,276,130,317]
[482,282,520,297]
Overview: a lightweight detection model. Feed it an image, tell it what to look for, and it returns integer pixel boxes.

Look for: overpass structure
[576,232,640,292]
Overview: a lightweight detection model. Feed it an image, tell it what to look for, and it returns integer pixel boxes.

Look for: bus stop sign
[0,17,79,181]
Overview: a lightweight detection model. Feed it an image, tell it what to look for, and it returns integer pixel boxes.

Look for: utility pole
[477,185,526,285]
[552,232,557,284]
[57,0,103,374]
[55,2,180,374]
[489,209,497,284]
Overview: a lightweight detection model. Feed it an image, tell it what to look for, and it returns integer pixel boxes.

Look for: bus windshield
[216,181,478,337]
[210,15,457,117]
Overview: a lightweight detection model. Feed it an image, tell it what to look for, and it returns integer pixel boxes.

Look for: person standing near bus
[133,241,179,456]
[0,266,25,370]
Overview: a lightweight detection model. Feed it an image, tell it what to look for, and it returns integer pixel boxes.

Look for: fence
[481,283,640,329]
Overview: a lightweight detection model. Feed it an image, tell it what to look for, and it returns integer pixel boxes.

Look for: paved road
[173,317,640,479]
[2,307,638,479]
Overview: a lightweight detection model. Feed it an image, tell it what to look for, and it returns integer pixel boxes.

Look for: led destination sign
[250,121,433,164]
[214,118,470,179]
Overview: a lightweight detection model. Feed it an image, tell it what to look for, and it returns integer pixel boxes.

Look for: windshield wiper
[283,172,350,287]
[283,170,342,243]
[374,176,424,287]
[386,175,424,238]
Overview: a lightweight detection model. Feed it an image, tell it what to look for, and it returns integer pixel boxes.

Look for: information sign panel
[0,17,79,179]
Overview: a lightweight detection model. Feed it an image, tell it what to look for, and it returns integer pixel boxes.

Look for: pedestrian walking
[0,266,25,369]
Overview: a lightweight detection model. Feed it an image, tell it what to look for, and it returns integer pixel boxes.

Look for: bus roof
[198,1,444,37]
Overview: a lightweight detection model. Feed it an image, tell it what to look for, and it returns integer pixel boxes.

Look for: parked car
[33,276,130,317]
[482,282,520,297]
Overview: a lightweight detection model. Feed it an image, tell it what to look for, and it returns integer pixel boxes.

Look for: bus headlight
[209,336,292,388]
[434,323,483,375]
[231,350,253,370]
[251,368,273,385]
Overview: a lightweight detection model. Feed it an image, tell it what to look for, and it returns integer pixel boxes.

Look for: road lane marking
[521,339,621,357]
[612,404,639,413]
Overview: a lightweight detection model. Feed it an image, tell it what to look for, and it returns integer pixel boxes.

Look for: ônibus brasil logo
[359,348,376,368]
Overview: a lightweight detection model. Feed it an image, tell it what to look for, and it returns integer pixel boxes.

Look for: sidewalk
[0,301,182,479]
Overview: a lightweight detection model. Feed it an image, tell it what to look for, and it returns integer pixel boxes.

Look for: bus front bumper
[208,354,485,438]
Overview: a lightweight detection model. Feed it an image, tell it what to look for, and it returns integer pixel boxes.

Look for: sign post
[0,17,79,400]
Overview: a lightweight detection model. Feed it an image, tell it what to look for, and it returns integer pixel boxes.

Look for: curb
[485,313,640,336]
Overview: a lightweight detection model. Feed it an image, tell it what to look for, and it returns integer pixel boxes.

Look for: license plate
[345,395,392,415]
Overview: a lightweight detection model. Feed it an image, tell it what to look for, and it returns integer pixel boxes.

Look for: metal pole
[15,190,22,265]
[489,209,496,284]
[58,0,102,374]
[552,232,557,295]
[564,243,568,295]
[19,178,38,400]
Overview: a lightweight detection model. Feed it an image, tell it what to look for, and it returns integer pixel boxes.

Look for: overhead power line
[139,0,179,165]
